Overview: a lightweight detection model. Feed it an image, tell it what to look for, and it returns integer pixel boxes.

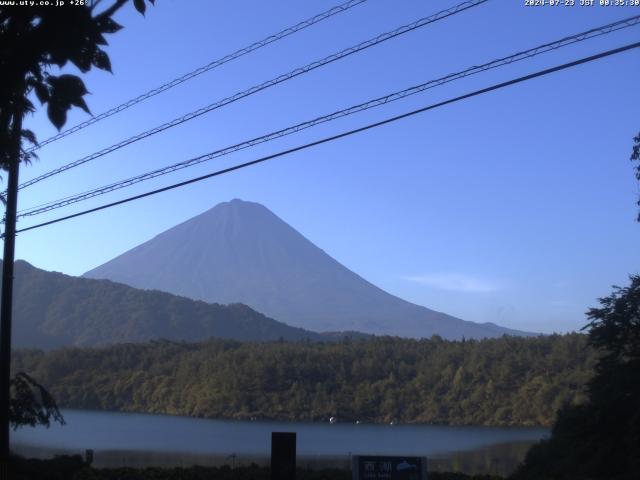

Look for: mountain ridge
[3,259,334,349]
[85,199,533,339]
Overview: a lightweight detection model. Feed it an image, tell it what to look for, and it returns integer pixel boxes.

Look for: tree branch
[95,0,128,20]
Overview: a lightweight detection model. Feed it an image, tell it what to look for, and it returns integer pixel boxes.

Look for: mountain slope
[85,199,531,339]
[4,260,325,349]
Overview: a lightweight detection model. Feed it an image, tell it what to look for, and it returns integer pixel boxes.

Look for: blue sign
[352,455,427,480]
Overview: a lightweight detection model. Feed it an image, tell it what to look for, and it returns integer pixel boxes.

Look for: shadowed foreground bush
[10,455,504,480]
[512,276,640,480]
[10,454,87,480]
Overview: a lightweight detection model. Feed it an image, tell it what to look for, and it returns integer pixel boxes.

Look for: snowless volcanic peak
[85,199,532,339]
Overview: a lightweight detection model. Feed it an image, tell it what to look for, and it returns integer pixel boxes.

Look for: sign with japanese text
[352,455,427,480]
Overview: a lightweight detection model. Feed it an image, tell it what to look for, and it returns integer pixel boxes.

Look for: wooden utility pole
[0,112,22,477]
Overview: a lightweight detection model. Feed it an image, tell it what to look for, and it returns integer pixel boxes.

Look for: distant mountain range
[85,199,532,339]
[4,260,329,349]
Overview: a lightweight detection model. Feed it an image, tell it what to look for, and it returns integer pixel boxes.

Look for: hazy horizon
[5,0,639,334]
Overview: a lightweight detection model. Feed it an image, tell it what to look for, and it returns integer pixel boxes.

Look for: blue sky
[7,0,640,334]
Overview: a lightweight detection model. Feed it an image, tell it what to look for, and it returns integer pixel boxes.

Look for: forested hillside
[4,260,327,348]
[13,334,595,427]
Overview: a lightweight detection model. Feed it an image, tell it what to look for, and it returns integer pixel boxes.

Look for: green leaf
[97,17,123,34]
[34,83,50,104]
[92,49,112,72]
[21,129,38,147]
[133,0,146,15]
[49,74,89,98]
[70,96,91,115]
[46,75,91,127]
[94,32,109,46]
[47,101,67,130]
[70,47,94,73]
[24,98,35,113]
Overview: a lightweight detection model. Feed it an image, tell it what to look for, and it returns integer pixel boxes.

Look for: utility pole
[0,112,22,477]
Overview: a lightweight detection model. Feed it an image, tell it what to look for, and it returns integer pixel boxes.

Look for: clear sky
[6,0,640,334]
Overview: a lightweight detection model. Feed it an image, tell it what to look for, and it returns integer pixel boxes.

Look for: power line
[17,14,640,219]
[17,0,488,191]
[26,0,370,153]
[13,41,640,236]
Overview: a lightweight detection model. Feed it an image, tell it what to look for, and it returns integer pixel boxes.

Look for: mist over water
[13,409,548,475]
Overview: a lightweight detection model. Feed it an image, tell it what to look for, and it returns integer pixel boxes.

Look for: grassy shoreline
[13,438,536,477]
[11,454,507,480]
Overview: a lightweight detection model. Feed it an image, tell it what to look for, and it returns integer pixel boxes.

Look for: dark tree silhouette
[512,130,640,479]
[0,0,155,471]
[513,276,640,480]
[9,373,63,430]
[631,131,640,221]
[0,0,155,164]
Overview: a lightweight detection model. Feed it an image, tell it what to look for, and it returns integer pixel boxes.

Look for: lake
[13,410,548,475]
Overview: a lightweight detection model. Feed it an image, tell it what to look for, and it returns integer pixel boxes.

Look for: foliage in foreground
[0,0,156,171]
[13,333,594,427]
[513,276,640,480]
[10,455,503,480]
[9,372,64,430]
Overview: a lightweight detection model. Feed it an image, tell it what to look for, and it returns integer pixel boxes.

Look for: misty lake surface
[13,409,548,459]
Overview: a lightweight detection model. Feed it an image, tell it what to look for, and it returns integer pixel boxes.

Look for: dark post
[0,113,22,477]
[271,432,296,480]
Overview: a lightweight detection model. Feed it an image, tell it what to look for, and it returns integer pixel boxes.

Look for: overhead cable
[18,0,488,190]
[13,41,640,235]
[26,0,370,152]
[17,14,640,219]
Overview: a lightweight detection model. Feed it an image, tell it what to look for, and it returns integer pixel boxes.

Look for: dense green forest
[4,260,332,349]
[13,334,595,427]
